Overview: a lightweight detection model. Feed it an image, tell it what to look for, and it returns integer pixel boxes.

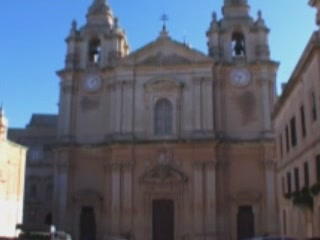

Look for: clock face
[83,75,102,92]
[230,68,251,87]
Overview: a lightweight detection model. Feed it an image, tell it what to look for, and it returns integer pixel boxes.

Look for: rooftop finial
[212,11,217,22]
[257,10,262,19]
[160,14,169,31]
[159,14,169,38]
[309,0,320,28]
[69,19,77,36]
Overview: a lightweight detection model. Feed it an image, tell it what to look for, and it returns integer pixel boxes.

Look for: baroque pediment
[139,53,192,66]
[119,35,212,67]
[140,164,188,184]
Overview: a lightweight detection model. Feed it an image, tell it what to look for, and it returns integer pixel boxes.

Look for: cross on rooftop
[160,14,169,30]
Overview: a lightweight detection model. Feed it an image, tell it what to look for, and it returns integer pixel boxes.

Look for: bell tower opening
[88,38,101,64]
[232,32,246,57]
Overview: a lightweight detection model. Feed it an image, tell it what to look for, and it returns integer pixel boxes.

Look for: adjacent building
[0,108,26,239]
[8,114,57,231]
[273,0,320,238]
[52,0,279,240]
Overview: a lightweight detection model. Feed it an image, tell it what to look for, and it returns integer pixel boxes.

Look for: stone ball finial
[114,17,119,28]
[257,10,262,19]
[309,0,320,27]
[212,11,217,22]
[72,20,77,29]
[70,20,77,35]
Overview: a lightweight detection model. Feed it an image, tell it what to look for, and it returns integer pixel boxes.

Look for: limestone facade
[52,0,279,240]
[0,108,26,239]
[9,114,57,231]
[274,1,320,238]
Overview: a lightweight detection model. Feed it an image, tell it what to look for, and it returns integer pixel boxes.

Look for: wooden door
[237,205,254,240]
[79,206,96,240]
[152,199,174,240]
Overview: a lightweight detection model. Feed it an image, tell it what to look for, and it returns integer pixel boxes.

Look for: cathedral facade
[53,0,279,240]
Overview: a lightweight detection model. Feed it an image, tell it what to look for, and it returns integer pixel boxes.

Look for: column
[261,79,272,133]
[123,82,133,133]
[111,163,121,234]
[193,79,201,130]
[203,79,213,131]
[54,150,70,231]
[193,162,204,237]
[58,81,73,137]
[205,162,216,239]
[264,160,278,234]
[115,82,122,133]
[122,162,133,233]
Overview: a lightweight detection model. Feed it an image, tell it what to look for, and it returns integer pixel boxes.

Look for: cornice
[273,31,320,118]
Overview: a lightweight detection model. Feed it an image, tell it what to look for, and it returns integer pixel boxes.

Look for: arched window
[30,183,37,199]
[232,32,246,57]
[45,212,52,225]
[154,98,173,135]
[88,38,101,64]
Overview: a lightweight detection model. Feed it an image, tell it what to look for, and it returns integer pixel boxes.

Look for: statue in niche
[157,149,171,165]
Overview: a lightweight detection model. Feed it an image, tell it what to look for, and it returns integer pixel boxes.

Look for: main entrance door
[237,205,254,240]
[152,199,174,240]
[79,206,96,240]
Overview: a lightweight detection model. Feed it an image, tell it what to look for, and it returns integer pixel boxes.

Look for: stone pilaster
[204,161,217,239]
[260,77,272,134]
[111,163,121,234]
[193,78,202,131]
[193,162,204,235]
[122,161,133,234]
[264,160,278,234]
[53,150,70,231]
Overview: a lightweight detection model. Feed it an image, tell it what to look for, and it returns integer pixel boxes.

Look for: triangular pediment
[119,35,212,67]
[140,164,188,184]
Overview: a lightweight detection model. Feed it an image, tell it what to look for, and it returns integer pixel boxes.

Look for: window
[304,162,310,187]
[281,176,285,195]
[316,154,320,182]
[154,98,173,135]
[88,38,101,64]
[290,117,297,147]
[286,172,292,194]
[300,105,307,137]
[30,183,37,199]
[45,212,52,225]
[294,167,300,192]
[45,183,53,200]
[311,91,317,121]
[285,125,290,153]
[28,148,41,161]
[232,32,246,57]
[279,134,283,159]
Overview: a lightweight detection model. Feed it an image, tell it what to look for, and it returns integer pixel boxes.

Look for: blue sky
[0,0,316,128]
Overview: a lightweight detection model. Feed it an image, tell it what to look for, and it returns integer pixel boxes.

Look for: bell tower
[57,0,130,141]
[63,0,129,70]
[207,0,270,62]
[207,0,279,139]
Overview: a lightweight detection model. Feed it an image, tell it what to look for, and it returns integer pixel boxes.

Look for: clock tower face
[83,75,102,92]
[230,68,251,87]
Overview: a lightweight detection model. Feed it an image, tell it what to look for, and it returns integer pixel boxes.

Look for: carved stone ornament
[156,149,172,165]
[140,164,188,184]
